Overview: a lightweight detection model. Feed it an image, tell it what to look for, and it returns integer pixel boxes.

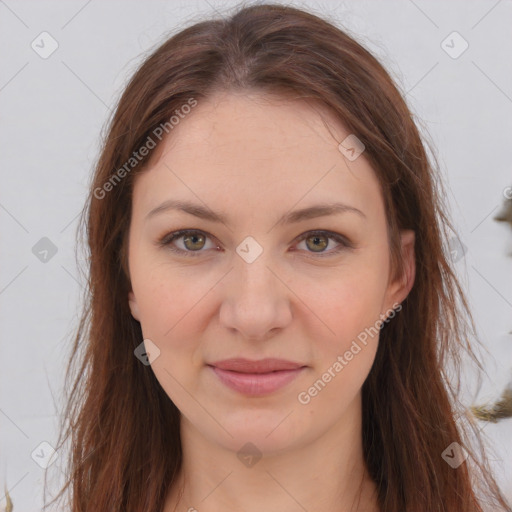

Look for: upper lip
[209,358,306,374]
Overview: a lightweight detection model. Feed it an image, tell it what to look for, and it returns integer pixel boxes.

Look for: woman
[46,3,512,511]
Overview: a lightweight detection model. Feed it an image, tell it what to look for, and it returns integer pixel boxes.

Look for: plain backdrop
[1,0,511,510]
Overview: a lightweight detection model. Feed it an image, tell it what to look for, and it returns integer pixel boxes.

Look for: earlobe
[128,291,141,321]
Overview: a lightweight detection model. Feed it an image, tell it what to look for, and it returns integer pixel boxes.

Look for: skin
[127,90,415,512]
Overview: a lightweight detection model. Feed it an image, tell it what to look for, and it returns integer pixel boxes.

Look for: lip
[208,358,307,396]
[209,358,305,373]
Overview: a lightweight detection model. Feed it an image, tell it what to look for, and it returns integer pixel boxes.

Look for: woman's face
[127,91,415,454]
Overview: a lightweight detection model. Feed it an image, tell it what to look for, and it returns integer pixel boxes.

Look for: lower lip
[209,366,306,396]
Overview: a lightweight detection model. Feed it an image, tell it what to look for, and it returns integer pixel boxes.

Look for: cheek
[295,274,385,416]
[308,289,382,389]
[130,245,214,336]
[130,262,211,405]
[304,259,389,343]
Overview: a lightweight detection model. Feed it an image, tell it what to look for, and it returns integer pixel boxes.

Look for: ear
[128,290,141,321]
[383,229,416,314]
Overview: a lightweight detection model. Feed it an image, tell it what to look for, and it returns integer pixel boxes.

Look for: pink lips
[208,358,306,396]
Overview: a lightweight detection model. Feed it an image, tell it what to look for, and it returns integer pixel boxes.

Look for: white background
[1,0,511,510]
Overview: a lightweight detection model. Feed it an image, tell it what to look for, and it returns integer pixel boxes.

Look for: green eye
[158,229,351,258]
[159,229,218,255]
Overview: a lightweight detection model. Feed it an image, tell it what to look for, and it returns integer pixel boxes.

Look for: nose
[218,250,293,341]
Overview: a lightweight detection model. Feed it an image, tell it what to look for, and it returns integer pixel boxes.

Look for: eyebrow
[145,199,366,226]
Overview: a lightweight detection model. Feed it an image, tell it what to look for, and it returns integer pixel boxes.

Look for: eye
[293,230,349,257]
[157,229,351,258]
[158,229,219,256]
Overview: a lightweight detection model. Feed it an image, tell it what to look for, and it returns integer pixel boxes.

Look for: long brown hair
[45,3,512,511]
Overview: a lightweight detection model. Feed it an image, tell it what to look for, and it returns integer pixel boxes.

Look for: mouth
[207,358,307,396]
[209,357,306,373]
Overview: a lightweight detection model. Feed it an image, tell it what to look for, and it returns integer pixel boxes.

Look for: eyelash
[157,229,351,258]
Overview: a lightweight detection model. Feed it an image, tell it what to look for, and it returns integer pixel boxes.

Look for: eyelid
[157,228,352,257]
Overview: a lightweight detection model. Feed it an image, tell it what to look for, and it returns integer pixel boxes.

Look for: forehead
[159,91,354,171]
[131,91,384,223]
